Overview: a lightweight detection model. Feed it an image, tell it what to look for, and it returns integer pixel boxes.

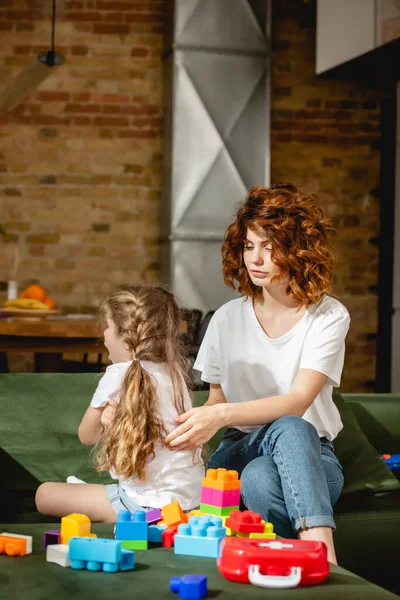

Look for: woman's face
[243,228,282,287]
[103,319,131,364]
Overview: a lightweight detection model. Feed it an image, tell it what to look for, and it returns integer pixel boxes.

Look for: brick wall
[0,1,381,388]
[270,1,381,392]
[0,0,164,316]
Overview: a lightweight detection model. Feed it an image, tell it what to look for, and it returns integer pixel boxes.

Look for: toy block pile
[114,500,190,550]
[200,468,241,517]
[44,513,135,573]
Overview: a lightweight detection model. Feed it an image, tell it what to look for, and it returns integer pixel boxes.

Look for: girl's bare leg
[299,526,337,564]
[35,482,117,523]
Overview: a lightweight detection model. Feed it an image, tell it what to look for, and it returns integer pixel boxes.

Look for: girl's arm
[78,406,104,445]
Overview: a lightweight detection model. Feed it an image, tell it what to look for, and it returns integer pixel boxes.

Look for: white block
[46,544,71,568]
[1,532,32,554]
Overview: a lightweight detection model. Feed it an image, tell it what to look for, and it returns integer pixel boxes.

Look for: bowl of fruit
[1,285,59,317]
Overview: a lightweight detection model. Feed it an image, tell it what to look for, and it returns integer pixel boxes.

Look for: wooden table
[0,315,106,372]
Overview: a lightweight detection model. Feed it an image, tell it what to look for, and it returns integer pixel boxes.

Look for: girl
[166,183,350,564]
[36,284,204,522]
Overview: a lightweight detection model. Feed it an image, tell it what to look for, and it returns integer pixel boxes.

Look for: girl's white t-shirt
[90,360,204,510]
[194,295,350,441]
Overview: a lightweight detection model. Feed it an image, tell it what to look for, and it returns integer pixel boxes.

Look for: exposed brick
[38,175,57,184]
[27,235,60,244]
[16,23,35,31]
[92,223,110,232]
[39,128,58,137]
[131,47,149,57]
[14,44,31,53]
[71,45,89,55]
[96,1,135,9]
[93,94,130,103]
[93,116,130,127]
[93,23,130,34]
[37,92,70,102]
[67,11,103,21]
[65,104,102,113]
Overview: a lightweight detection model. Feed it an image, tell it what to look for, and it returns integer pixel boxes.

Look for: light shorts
[106,483,152,516]
[106,483,200,517]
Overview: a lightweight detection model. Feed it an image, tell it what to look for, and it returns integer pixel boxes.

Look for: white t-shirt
[91,360,204,510]
[194,296,350,441]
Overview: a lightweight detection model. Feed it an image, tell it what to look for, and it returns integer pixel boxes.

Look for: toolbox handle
[248,565,302,589]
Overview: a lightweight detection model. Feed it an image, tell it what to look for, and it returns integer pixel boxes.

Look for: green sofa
[1,374,399,598]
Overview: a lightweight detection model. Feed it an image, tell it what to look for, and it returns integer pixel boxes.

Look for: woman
[165,183,350,564]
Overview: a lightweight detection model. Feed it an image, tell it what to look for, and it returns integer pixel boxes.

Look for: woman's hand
[100,398,118,429]
[165,405,227,451]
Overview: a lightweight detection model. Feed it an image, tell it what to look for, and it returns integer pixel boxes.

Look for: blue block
[116,510,148,541]
[69,537,134,572]
[174,515,226,559]
[148,524,167,543]
[170,575,208,600]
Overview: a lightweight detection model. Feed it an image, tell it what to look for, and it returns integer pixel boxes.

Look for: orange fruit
[43,296,55,310]
[21,284,46,302]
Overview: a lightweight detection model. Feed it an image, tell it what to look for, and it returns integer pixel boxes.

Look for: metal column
[161,0,271,312]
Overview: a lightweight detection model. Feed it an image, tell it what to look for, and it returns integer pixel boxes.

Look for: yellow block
[220,516,234,537]
[187,509,206,518]
[60,513,97,545]
[249,532,277,539]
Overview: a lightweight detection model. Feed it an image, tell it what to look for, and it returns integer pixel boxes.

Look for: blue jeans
[207,416,344,539]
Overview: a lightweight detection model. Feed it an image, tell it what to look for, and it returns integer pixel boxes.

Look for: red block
[162,526,177,548]
[225,510,264,534]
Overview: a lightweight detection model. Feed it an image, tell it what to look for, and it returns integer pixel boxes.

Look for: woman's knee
[271,415,319,441]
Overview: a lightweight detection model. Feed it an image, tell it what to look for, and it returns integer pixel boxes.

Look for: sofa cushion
[333,392,400,495]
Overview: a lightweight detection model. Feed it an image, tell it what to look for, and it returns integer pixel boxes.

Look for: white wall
[316,0,375,74]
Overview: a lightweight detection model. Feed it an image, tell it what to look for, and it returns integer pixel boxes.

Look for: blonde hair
[94,284,191,481]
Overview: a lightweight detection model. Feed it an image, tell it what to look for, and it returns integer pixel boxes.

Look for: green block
[121,540,148,550]
[200,503,239,517]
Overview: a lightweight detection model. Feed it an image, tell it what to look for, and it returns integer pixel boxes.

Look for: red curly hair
[222,183,334,307]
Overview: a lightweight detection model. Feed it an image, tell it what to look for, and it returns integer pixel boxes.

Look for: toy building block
[148,524,167,543]
[161,501,188,527]
[248,532,277,540]
[121,540,148,550]
[187,509,206,518]
[220,517,234,537]
[44,529,61,548]
[225,510,264,534]
[162,526,178,548]
[46,544,71,567]
[0,533,32,556]
[115,510,148,541]
[382,453,400,471]
[170,575,208,600]
[174,515,226,558]
[146,508,162,524]
[69,537,134,572]
[202,468,241,491]
[199,503,238,517]
[61,513,97,545]
[200,486,241,508]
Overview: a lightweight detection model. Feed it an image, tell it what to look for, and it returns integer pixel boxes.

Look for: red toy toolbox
[217,538,329,589]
